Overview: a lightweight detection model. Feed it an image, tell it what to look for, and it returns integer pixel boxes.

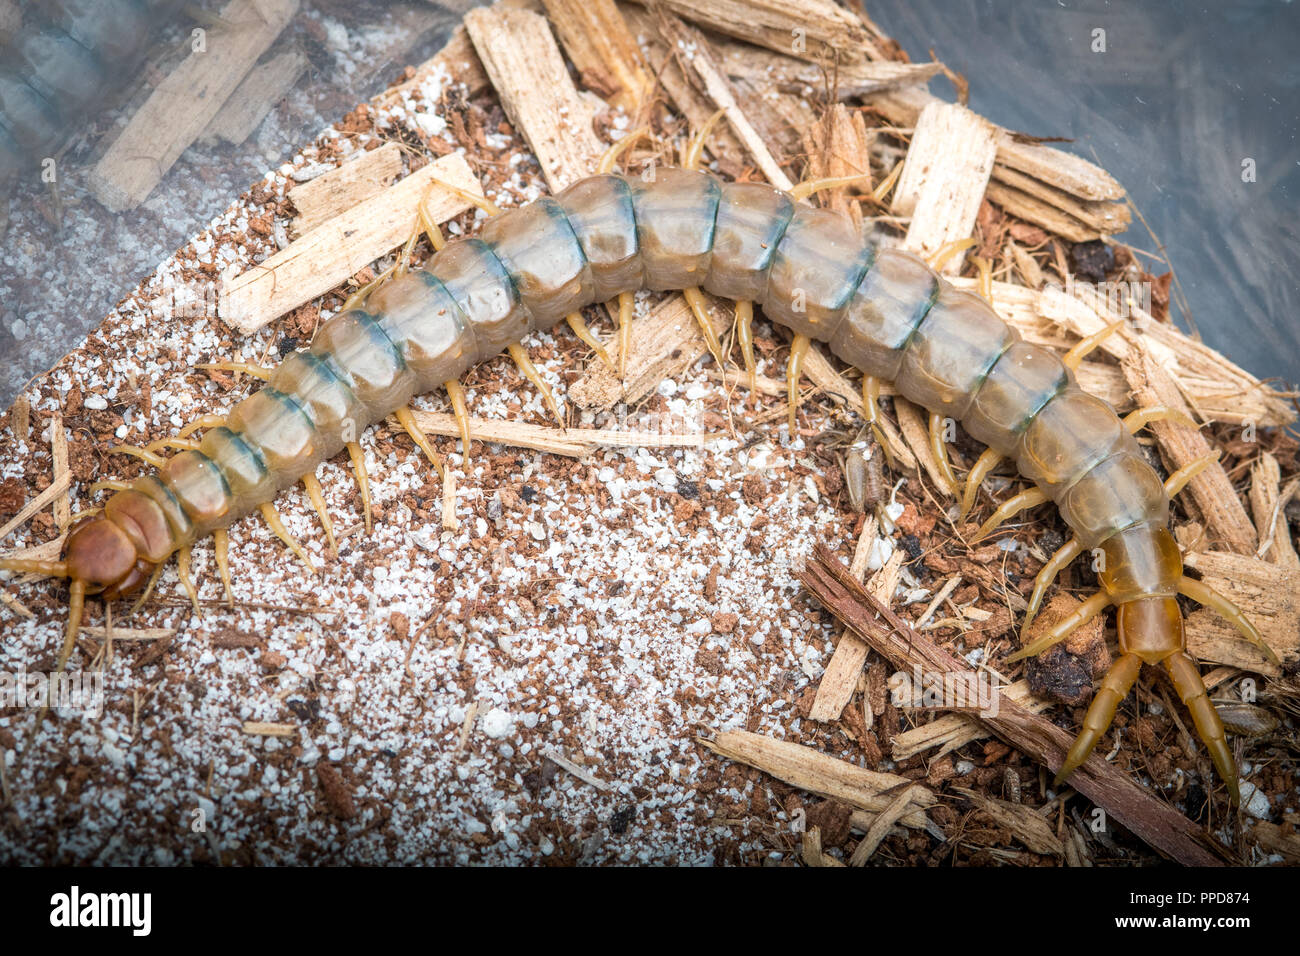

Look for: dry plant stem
[796,541,1226,866]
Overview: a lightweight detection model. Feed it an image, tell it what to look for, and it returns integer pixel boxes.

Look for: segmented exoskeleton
[0,0,179,180]
[1,133,1280,803]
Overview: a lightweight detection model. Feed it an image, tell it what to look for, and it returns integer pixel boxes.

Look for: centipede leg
[1005,589,1112,663]
[176,546,201,616]
[195,362,271,381]
[394,407,446,478]
[1023,536,1084,630]
[682,287,726,370]
[788,173,873,202]
[958,447,1002,523]
[926,237,976,273]
[259,502,316,573]
[107,445,168,468]
[54,579,86,676]
[346,441,373,533]
[1054,652,1142,787]
[1178,575,1280,665]
[786,334,811,432]
[861,376,894,470]
[928,411,959,493]
[972,487,1050,542]
[566,313,614,370]
[683,108,727,170]
[1164,651,1240,802]
[88,480,131,495]
[1123,405,1200,434]
[735,300,757,393]
[1062,319,1126,370]
[507,344,564,428]
[444,379,472,458]
[177,415,225,440]
[616,291,634,379]
[213,528,234,606]
[143,438,202,455]
[300,472,337,553]
[597,125,652,175]
[1164,451,1221,498]
[128,564,163,618]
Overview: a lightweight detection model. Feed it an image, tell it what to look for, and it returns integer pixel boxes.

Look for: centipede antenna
[786,334,812,432]
[393,408,447,481]
[1005,589,1112,663]
[683,108,727,171]
[926,237,977,274]
[1062,319,1126,371]
[0,557,68,577]
[959,447,1002,523]
[734,300,757,393]
[176,546,201,616]
[1164,451,1220,498]
[195,362,271,381]
[616,292,635,379]
[346,441,373,534]
[1054,652,1142,787]
[300,473,338,553]
[972,486,1049,542]
[1023,536,1083,631]
[107,445,168,468]
[259,502,317,574]
[1123,405,1200,435]
[565,313,614,370]
[212,528,234,606]
[682,287,726,369]
[597,125,652,175]
[444,379,473,457]
[928,411,959,493]
[788,172,873,203]
[507,344,565,429]
[1177,575,1280,666]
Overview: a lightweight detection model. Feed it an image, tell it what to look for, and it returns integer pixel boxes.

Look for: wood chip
[89,0,299,211]
[1250,452,1299,568]
[954,786,1064,857]
[403,410,710,459]
[890,680,1051,760]
[241,721,297,736]
[289,142,404,236]
[543,749,612,791]
[848,783,925,864]
[1183,550,1299,677]
[203,49,307,145]
[219,153,482,334]
[893,101,998,273]
[541,0,651,112]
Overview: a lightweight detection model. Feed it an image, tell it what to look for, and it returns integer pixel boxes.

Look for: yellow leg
[444,379,472,457]
[347,441,373,533]
[566,313,614,370]
[871,160,905,204]
[54,579,86,676]
[970,255,994,304]
[684,107,727,171]
[926,237,976,273]
[1062,320,1126,370]
[127,564,163,618]
[1005,589,1111,663]
[177,415,225,441]
[682,287,726,369]
[300,472,337,553]
[1164,451,1220,498]
[88,480,131,495]
[598,125,652,175]
[928,412,959,493]
[213,528,234,606]
[1023,536,1083,630]
[616,291,635,379]
[0,557,68,576]
[195,362,271,381]
[259,502,316,573]
[144,437,202,455]
[1164,651,1240,802]
[958,447,1002,523]
[735,300,757,392]
[107,445,167,468]
[786,334,812,432]
[507,343,564,428]
[176,546,201,616]
[972,487,1049,542]
[788,173,873,203]
[1178,576,1280,666]
[1054,652,1142,786]
[394,407,446,478]
[861,376,894,470]
[426,176,501,218]
[1123,405,1200,434]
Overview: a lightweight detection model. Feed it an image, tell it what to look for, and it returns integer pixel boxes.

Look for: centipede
[0,115,1282,810]
[0,0,181,182]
